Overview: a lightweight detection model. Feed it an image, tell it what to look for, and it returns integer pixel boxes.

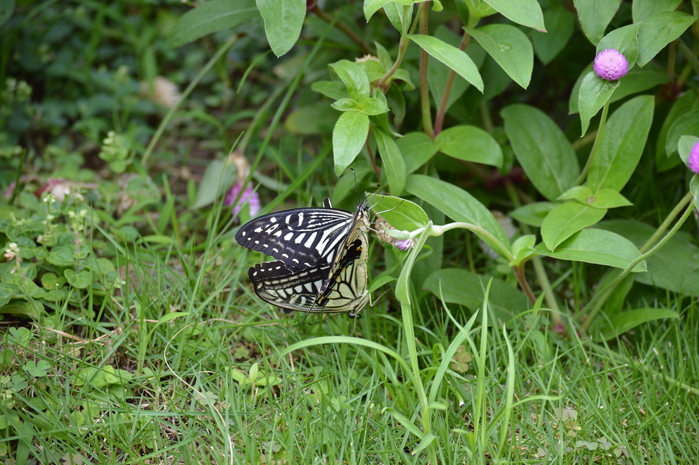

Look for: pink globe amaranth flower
[689,141,699,175]
[225,181,260,220]
[594,49,628,81]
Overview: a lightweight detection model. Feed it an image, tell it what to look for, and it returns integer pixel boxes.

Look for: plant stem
[580,194,695,331]
[142,34,240,167]
[434,30,471,135]
[311,5,373,54]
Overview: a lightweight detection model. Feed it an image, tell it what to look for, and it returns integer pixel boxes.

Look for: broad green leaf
[588,189,632,209]
[435,125,503,167]
[423,268,528,322]
[368,195,430,231]
[408,34,484,92]
[0,0,14,28]
[364,0,413,21]
[311,81,347,100]
[404,175,511,251]
[570,68,668,114]
[541,202,607,251]
[535,229,646,272]
[329,60,370,102]
[462,0,497,19]
[632,0,682,23]
[192,158,237,209]
[511,234,537,265]
[557,185,593,203]
[509,202,556,227]
[691,176,699,211]
[64,270,93,289]
[587,95,654,192]
[374,130,406,196]
[573,0,621,45]
[332,111,369,176]
[598,24,640,68]
[427,26,485,112]
[664,111,699,158]
[384,2,413,35]
[598,308,679,342]
[599,220,699,295]
[168,0,258,48]
[482,0,545,31]
[501,104,579,200]
[359,98,390,115]
[637,11,695,67]
[465,24,533,89]
[398,132,439,175]
[530,8,574,65]
[331,98,362,112]
[578,71,619,136]
[656,91,699,166]
[677,135,698,167]
[47,246,74,267]
[284,103,339,135]
[256,0,305,57]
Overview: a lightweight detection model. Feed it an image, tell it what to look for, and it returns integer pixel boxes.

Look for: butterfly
[235,198,370,317]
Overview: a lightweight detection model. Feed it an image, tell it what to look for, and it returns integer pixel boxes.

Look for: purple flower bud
[593,49,628,81]
[394,239,413,251]
[225,181,261,219]
[689,141,699,175]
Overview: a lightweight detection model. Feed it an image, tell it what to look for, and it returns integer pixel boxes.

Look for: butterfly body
[235,198,370,316]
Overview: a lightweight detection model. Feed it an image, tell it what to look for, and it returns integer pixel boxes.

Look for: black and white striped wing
[235,198,355,271]
[248,235,369,315]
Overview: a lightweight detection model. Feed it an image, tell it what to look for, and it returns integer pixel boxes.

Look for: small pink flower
[394,239,413,251]
[689,141,699,174]
[594,49,628,81]
[225,181,260,220]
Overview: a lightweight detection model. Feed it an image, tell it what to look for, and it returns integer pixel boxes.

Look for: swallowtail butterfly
[235,198,370,317]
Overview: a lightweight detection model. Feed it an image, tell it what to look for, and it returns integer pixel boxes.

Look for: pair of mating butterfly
[235,198,371,317]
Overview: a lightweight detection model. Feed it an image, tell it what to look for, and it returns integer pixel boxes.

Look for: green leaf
[64,270,93,289]
[332,111,370,176]
[329,60,371,102]
[482,0,545,31]
[578,72,619,136]
[374,130,406,196]
[598,308,679,341]
[536,228,646,271]
[364,0,413,21]
[397,132,439,175]
[599,220,699,295]
[368,195,430,231]
[465,24,533,89]
[691,176,699,211]
[587,95,654,192]
[311,81,347,100]
[501,104,580,200]
[573,0,621,45]
[570,68,668,114]
[541,202,607,251]
[637,11,695,67]
[664,111,699,158]
[47,246,74,267]
[423,268,528,323]
[284,103,339,135]
[383,2,413,34]
[435,125,503,168]
[656,91,699,167]
[408,34,484,92]
[192,158,237,209]
[588,189,633,209]
[509,202,556,227]
[404,175,511,251]
[359,98,390,115]
[530,8,574,65]
[598,23,640,68]
[0,0,14,28]
[632,0,682,23]
[256,0,305,57]
[679,136,699,167]
[168,0,259,48]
